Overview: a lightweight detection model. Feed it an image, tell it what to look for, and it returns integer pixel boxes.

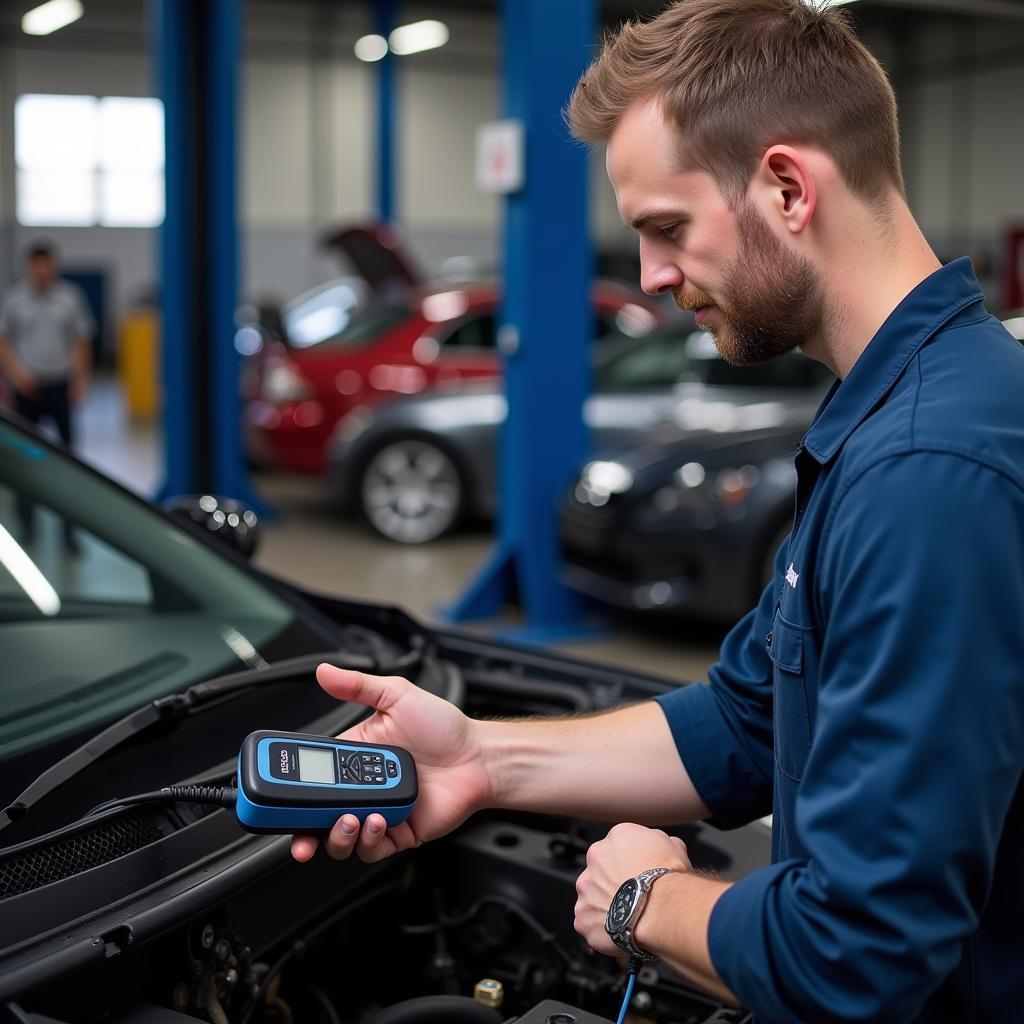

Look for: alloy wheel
[360,438,463,543]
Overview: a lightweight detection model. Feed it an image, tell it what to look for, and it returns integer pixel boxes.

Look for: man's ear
[752,145,816,235]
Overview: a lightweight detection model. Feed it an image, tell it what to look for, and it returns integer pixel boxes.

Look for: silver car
[325,327,832,543]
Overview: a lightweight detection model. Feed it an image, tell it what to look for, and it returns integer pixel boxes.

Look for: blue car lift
[152,0,266,511]
[446,0,598,641]
[375,0,398,223]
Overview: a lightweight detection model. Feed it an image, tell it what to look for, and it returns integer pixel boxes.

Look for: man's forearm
[476,700,711,824]
[634,870,737,1004]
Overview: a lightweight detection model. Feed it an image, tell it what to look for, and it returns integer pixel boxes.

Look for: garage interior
[1,0,1023,672]
[2,1,1024,1022]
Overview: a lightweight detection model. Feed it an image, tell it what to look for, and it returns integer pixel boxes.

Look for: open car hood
[319,223,424,297]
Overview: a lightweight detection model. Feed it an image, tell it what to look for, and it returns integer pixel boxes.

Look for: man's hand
[12,366,38,398]
[574,822,691,958]
[69,375,88,406]
[290,664,494,865]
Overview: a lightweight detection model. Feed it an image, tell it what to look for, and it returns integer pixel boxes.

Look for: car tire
[358,437,465,543]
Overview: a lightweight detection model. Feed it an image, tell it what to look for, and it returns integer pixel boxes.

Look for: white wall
[1,4,1023,340]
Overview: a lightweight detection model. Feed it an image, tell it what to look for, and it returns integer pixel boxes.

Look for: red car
[242,227,667,474]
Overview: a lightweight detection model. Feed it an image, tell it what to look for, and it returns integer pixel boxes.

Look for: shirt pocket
[768,608,813,782]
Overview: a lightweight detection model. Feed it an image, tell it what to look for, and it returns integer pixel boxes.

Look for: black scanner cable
[0,636,427,839]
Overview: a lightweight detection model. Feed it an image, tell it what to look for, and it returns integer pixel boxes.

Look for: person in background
[0,241,95,545]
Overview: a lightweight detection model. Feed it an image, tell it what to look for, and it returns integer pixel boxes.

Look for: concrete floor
[76,378,727,685]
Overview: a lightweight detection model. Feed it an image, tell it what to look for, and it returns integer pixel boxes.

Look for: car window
[282,279,369,348]
[0,487,153,609]
[313,303,411,349]
[438,313,497,350]
[593,331,694,390]
[594,328,834,391]
[0,420,332,758]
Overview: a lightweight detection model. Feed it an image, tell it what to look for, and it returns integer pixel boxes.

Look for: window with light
[15,94,164,228]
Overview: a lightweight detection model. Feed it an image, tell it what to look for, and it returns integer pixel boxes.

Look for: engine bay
[0,600,766,1024]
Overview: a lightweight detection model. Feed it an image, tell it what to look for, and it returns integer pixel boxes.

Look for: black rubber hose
[366,996,502,1024]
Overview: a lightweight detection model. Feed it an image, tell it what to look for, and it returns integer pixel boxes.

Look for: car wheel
[359,438,465,543]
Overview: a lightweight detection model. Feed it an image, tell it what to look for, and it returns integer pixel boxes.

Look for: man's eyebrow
[626,210,690,231]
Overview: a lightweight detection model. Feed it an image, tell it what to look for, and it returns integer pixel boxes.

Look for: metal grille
[0,816,163,900]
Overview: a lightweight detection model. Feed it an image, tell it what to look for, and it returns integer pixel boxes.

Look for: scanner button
[386,761,398,778]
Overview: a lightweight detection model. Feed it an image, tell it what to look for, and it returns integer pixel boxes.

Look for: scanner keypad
[342,749,398,785]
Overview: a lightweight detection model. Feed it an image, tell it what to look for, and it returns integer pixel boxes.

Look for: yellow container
[119,309,160,421]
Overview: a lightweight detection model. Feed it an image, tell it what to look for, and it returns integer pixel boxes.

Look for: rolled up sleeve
[707,453,1024,1023]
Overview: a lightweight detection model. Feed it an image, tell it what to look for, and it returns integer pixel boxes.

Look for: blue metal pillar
[375,0,398,223]
[446,0,597,640]
[152,0,266,508]
[152,0,194,498]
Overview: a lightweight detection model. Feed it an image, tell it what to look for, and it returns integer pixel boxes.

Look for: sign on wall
[475,119,525,194]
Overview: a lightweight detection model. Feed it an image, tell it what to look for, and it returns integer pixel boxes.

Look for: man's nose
[638,242,682,297]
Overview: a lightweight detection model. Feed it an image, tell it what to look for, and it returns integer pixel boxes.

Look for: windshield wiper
[0,637,426,840]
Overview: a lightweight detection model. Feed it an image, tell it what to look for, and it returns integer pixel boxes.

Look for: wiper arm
[0,637,425,840]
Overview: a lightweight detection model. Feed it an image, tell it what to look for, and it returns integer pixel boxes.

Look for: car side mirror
[164,494,261,559]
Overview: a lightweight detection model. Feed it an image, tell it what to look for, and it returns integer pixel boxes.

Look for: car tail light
[262,359,312,404]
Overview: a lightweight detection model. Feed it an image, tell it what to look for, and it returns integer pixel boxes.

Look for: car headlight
[574,460,634,507]
[649,462,761,515]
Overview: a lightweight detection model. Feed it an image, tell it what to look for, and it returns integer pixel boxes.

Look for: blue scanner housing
[235,730,418,834]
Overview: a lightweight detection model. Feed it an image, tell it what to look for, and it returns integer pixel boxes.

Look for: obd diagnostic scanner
[236,730,418,833]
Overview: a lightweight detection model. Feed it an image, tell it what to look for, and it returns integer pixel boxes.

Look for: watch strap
[607,865,683,962]
[636,866,676,892]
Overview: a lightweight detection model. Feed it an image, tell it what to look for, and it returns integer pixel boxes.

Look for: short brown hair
[567,0,903,205]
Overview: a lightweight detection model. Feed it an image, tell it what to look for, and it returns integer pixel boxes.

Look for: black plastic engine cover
[512,1000,611,1023]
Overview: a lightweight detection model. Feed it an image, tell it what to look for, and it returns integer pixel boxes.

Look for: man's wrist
[632,869,730,961]
[473,718,515,811]
[474,717,576,814]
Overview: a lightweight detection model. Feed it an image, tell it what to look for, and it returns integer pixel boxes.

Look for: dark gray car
[326,327,832,544]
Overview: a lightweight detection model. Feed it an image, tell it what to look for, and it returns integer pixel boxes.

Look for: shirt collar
[802,257,985,465]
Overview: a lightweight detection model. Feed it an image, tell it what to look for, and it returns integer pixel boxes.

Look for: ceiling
[3,0,1024,57]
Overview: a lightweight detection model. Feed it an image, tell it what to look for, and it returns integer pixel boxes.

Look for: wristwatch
[604,866,681,962]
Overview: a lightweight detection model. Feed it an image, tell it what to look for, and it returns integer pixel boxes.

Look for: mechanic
[291,1,1024,1021]
[0,241,94,546]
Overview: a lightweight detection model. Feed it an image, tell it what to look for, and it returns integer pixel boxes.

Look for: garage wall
[0,4,1022,341]
[900,16,1024,299]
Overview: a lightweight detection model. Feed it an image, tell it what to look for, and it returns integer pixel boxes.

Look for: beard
[675,201,825,367]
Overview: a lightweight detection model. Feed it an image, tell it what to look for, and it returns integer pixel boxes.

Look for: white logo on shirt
[785,564,800,589]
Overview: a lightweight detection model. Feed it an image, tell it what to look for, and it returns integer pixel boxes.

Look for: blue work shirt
[655,259,1024,1023]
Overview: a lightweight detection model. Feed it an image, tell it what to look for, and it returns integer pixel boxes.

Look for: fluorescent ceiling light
[0,521,61,616]
[389,20,449,56]
[21,0,84,36]
[354,34,388,62]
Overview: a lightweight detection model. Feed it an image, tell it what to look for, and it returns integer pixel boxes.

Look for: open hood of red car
[319,223,423,297]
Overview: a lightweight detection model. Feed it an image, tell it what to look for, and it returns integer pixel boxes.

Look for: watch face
[607,877,640,932]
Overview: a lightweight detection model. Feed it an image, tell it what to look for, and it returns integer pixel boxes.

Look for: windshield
[282,278,370,348]
[593,327,834,391]
[307,302,411,350]
[0,418,330,760]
